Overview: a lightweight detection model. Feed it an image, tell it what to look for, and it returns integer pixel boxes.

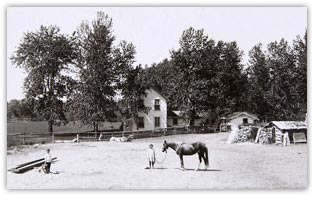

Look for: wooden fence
[7,132,53,147]
[7,125,219,147]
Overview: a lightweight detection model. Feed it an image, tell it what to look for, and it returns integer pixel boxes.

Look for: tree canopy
[68,12,141,133]
[10,14,307,131]
[11,25,78,133]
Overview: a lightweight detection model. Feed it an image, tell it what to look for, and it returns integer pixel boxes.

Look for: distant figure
[147,144,156,169]
[44,148,52,173]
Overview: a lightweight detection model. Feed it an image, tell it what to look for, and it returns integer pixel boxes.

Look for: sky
[7,7,307,101]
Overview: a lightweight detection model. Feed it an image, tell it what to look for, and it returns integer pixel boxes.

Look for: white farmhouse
[131,88,167,131]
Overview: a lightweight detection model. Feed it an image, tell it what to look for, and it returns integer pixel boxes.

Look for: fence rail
[7,125,219,147]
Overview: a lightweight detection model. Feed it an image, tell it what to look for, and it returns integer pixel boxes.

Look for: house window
[138,117,144,128]
[190,119,195,126]
[154,117,160,128]
[243,118,248,124]
[173,118,178,126]
[154,99,160,110]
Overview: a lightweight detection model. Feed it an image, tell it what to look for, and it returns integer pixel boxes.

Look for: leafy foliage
[11,15,307,130]
[118,65,149,129]
[147,28,245,124]
[68,12,138,131]
[246,31,307,121]
[11,25,78,133]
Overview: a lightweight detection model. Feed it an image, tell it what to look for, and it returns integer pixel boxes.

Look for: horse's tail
[204,146,209,167]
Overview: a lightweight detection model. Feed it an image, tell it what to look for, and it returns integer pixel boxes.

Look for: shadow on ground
[174,168,221,172]
[144,167,221,171]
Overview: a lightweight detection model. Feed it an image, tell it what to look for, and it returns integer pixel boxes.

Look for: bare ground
[6,133,307,189]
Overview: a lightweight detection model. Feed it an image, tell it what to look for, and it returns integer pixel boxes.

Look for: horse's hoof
[180,168,185,171]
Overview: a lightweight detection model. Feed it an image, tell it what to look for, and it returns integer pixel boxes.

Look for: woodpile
[227,126,258,144]
[255,127,285,145]
[256,128,272,144]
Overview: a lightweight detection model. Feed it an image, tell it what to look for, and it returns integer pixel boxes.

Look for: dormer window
[154,99,160,110]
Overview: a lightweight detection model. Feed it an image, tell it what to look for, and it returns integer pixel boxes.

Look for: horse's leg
[179,155,185,170]
[203,148,209,169]
[195,153,202,171]
[201,154,207,169]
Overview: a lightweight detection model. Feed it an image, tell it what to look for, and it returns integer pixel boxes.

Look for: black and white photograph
[6,6,308,189]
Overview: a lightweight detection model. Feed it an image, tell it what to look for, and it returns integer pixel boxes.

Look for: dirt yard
[7,133,307,189]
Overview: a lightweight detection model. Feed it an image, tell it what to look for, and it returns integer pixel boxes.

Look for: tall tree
[247,43,271,121]
[266,39,298,120]
[70,12,136,133]
[170,28,210,123]
[146,28,246,124]
[11,25,77,134]
[216,41,245,114]
[292,30,307,119]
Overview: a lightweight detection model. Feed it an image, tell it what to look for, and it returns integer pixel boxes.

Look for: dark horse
[162,140,209,170]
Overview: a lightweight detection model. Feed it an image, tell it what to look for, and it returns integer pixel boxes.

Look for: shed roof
[266,121,307,130]
[172,111,182,117]
[168,110,203,118]
[223,112,259,120]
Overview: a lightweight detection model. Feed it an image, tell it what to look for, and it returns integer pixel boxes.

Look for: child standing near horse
[147,144,156,169]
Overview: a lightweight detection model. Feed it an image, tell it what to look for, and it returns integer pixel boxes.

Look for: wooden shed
[263,121,307,144]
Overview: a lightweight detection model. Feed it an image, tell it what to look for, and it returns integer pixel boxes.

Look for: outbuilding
[256,121,307,145]
[220,112,259,132]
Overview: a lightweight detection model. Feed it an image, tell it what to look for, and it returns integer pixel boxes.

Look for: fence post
[52,133,55,143]
[22,133,26,145]
[163,129,166,136]
[76,133,79,143]
[98,133,103,141]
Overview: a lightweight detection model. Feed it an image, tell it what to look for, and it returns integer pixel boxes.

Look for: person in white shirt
[44,148,52,173]
[147,144,156,169]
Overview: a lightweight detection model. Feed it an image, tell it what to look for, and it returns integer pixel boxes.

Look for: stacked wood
[227,126,258,144]
[256,128,272,144]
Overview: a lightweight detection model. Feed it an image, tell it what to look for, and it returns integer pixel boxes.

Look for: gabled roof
[266,121,307,130]
[149,87,167,100]
[223,112,259,120]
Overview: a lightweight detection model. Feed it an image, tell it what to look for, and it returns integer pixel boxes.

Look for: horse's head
[162,140,168,153]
